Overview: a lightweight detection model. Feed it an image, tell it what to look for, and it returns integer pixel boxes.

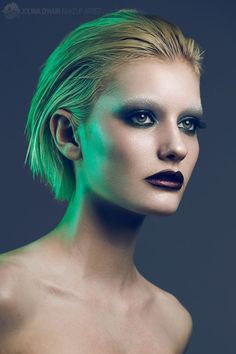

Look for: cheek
[86,124,150,192]
[81,128,139,200]
[103,128,153,176]
[190,138,200,164]
[185,138,199,177]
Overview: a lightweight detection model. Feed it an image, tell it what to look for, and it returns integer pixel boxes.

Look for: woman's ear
[49,109,81,161]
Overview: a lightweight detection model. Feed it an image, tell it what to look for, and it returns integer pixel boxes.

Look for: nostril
[167,153,177,160]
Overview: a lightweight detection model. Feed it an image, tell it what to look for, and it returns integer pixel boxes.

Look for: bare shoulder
[160,288,193,332]
[0,250,37,334]
[149,282,193,353]
[0,253,23,307]
[0,255,21,336]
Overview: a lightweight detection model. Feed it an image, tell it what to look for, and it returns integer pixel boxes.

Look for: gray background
[1,0,235,353]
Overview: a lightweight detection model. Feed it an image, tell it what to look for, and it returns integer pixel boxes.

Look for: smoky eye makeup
[178,117,207,135]
[118,105,207,135]
[122,109,157,128]
[115,103,159,127]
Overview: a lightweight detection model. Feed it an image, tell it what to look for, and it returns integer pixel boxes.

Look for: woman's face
[76,57,203,216]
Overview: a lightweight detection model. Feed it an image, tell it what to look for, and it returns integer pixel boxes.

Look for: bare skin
[0,57,201,353]
[0,242,192,354]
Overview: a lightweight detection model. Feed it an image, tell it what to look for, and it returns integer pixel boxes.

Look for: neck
[50,188,146,295]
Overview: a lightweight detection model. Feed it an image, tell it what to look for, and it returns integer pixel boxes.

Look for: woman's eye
[123,111,206,134]
[127,111,155,126]
[179,118,197,134]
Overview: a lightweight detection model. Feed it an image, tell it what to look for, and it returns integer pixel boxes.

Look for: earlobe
[49,109,81,161]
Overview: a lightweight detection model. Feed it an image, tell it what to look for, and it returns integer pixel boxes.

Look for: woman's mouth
[145,179,183,190]
[144,170,184,191]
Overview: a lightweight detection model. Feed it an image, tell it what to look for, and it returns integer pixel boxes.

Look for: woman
[0,8,206,353]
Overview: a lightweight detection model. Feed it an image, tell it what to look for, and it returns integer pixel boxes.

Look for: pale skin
[0,57,203,353]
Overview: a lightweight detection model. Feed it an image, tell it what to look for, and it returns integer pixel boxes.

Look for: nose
[157,123,188,162]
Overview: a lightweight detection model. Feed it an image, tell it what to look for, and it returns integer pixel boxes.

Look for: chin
[145,191,184,215]
[108,189,184,217]
[148,207,179,217]
[125,199,181,217]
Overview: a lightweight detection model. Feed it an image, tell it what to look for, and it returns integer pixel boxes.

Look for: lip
[144,169,184,190]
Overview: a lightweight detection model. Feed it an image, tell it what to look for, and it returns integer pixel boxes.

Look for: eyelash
[125,110,207,135]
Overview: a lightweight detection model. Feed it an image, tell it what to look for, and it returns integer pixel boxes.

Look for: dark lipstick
[145,169,184,190]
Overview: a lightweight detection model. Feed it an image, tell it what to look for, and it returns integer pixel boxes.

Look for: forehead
[99,57,202,114]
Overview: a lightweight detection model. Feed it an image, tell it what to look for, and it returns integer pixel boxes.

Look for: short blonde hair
[24,8,205,202]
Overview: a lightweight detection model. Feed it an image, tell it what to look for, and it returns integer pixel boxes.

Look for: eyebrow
[116,97,204,119]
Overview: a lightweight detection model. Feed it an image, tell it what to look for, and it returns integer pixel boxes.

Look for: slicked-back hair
[24,8,205,202]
